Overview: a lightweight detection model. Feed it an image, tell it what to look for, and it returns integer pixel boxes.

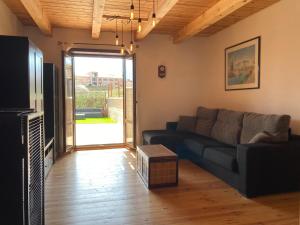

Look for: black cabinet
[0,111,45,225]
[0,35,43,112]
[43,63,56,145]
[0,36,45,225]
[43,63,58,177]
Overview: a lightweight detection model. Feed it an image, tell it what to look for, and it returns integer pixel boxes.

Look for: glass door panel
[74,56,124,146]
[124,56,136,149]
[64,53,75,151]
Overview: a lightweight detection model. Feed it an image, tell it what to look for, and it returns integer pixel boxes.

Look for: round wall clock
[158,65,166,78]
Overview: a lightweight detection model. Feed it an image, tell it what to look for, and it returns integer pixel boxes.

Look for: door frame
[62,51,76,153]
[63,48,137,150]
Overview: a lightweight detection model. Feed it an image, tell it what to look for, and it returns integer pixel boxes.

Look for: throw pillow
[177,116,197,132]
[240,112,291,144]
[248,131,275,144]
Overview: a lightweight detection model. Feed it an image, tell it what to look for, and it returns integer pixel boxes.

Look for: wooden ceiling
[3,0,280,43]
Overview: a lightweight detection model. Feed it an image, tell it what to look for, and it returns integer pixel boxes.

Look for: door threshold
[75,144,126,151]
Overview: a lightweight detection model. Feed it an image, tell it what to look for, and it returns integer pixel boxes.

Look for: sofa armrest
[166,122,178,131]
[237,143,300,197]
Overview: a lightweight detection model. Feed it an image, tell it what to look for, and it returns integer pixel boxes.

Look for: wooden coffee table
[137,145,178,189]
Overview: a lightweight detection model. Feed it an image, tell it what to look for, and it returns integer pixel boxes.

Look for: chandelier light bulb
[152,13,156,27]
[138,18,142,33]
[121,45,125,55]
[130,41,134,52]
[130,4,134,20]
[152,20,156,27]
[115,35,119,46]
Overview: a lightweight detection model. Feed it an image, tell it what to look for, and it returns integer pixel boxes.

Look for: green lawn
[76,117,117,124]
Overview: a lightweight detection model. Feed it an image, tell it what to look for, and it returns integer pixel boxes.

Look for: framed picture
[225,36,261,91]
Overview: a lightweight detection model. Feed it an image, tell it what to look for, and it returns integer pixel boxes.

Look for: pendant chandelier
[113,16,135,55]
[110,0,154,55]
[130,0,156,32]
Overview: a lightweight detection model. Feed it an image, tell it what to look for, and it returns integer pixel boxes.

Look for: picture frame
[225,36,261,91]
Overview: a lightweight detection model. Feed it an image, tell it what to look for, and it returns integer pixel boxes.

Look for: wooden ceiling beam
[92,0,106,39]
[19,0,52,35]
[135,0,179,41]
[173,0,254,43]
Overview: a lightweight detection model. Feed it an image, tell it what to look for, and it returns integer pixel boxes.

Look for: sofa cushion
[177,116,197,132]
[143,130,173,144]
[142,130,195,153]
[240,112,291,144]
[195,106,218,137]
[143,130,197,144]
[211,109,244,145]
[143,130,183,144]
[203,147,238,172]
[184,136,227,158]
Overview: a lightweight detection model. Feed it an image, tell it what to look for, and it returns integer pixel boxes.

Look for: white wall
[136,35,209,140]
[0,1,24,35]
[198,0,300,134]
[23,27,207,144]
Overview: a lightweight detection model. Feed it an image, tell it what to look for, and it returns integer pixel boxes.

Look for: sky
[74,57,123,78]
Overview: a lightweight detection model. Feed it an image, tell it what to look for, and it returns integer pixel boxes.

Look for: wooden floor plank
[45,148,300,225]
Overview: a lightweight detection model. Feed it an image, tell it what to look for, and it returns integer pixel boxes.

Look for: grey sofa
[142,107,300,197]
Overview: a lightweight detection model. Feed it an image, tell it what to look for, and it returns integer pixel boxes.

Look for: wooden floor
[46,149,300,225]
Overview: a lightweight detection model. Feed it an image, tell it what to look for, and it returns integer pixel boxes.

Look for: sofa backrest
[195,106,291,145]
[211,109,244,146]
[194,107,218,137]
[240,112,291,144]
